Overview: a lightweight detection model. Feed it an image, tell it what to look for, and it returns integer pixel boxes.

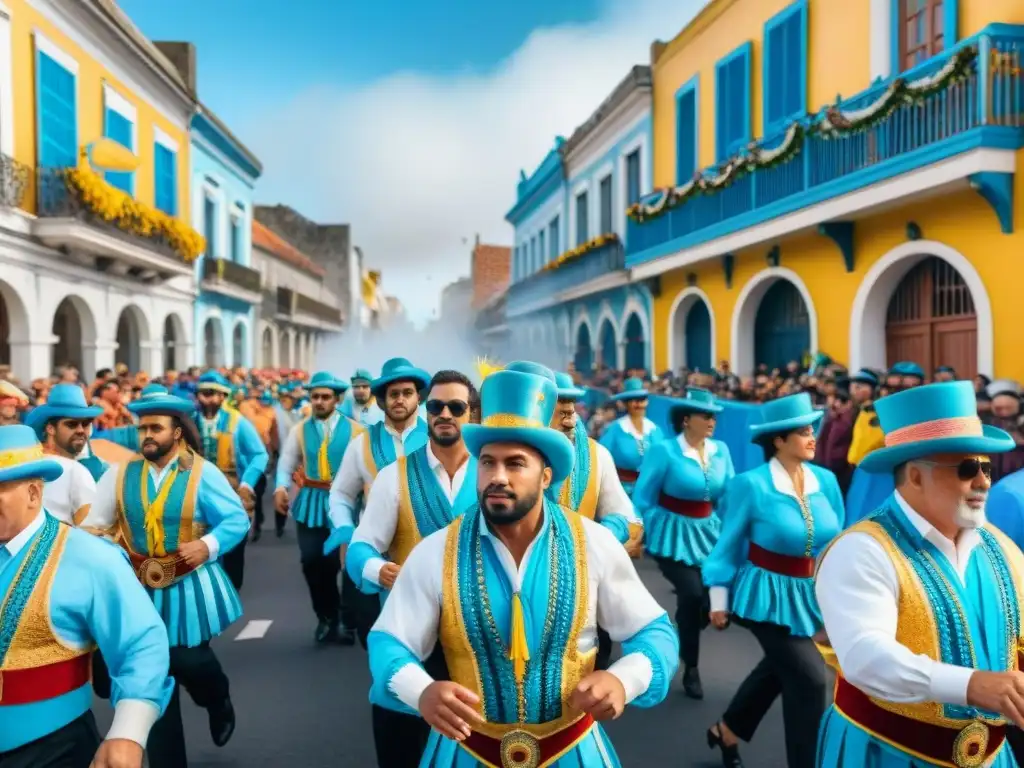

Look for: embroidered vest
[438,503,594,737]
[298,415,363,484]
[550,431,600,520]
[822,506,1024,729]
[115,455,206,557]
[389,448,476,566]
[205,409,239,487]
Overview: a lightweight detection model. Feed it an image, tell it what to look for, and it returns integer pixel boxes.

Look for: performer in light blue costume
[274,371,364,644]
[0,424,173,768]
[816,380,1024,768]
[26,382,106,481]
[93,383,168,453]
[599,377,664,495]
[274,383,303,455]
[83,391,250,762]
[341,368,385,426]
[194,370,269,591]
[703,392,844,768]
[634,387,735,701]
[368,363,679,768]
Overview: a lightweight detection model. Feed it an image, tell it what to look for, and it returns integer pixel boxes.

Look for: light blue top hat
[24,383,103,434]
[889,361,925,380]
[612,377,650,401]
[127,391,196,418]
[553,372,586,401]
[351,369,373,385]
[197,371,232,395]
[0,425,63,484]
[749,392,823,441]
[371,357,431,400]
[463,365,574,483]
[308,371,348,393]
[141,383,168,397]
[671,387,723,418]
[859,381,1015,474]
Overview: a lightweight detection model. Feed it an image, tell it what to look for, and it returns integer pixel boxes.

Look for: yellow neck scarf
[509,592,530,682]
[142,457,180,557]
[317,419,334,481]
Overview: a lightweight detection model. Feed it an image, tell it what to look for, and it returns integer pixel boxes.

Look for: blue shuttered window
[714,42,752,161]
[230,217,241,262]
[154,143,177,215]
[549,216,559,259]
[204,196,216,259]
[104,106,134,193]
[599,175,613,234]
[36,50,77,170]
[575,191,588,246]
[764,1,807,134]
[625,150,641,206]
[538,230,546,267]
[675,78,698,183]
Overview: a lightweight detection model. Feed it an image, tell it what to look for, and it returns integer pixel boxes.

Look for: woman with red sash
[701,393,845,768]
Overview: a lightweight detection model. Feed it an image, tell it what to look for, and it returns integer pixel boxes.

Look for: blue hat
[308,371,348,393]
[351,369,373,385]
[142,383,168,397]
[127,390,196,417]
[749,393,823,441]
[612,377,650,401]
[0,425,63,483]
[24,383,103,434]
[197,371,232,395]
[671,387,723,417]
[553,372,586,401]
[371,357,431,400]
[859,381,1015,473]
[463,364,574,483]
[260,391,274,405]
[845,368,879,387]
[889,361,925,380]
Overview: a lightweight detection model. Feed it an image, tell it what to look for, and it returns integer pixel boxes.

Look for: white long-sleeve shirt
[589,440,641,525]
[44,455,97,526]
[815,491,979,706]
[275,411,341,491]
[352,443,471,587]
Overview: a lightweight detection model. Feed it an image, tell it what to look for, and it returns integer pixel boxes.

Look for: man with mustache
[366,361,679,768]
[815,380,1024,768]
[341,368,384,426]
[345,369,478,768]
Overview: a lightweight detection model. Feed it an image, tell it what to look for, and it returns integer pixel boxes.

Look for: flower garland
[63,166,205,262]
[628,45,977,225]
[542,232,619,273]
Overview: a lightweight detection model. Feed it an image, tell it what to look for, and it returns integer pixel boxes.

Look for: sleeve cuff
[106,699,160,748]
[201,533,221,562]
[607,652,654,705]
[363,557,388,586]
[709,586,728,613]
[389,663,435,712]
[928,662,975,706]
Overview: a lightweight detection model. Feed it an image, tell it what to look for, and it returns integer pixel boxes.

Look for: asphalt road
[94,527,789,767]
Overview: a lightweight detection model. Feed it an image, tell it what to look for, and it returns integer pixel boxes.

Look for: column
[140,341,167,378]
[9,335,58,382]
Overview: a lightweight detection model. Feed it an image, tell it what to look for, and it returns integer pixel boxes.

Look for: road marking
[235,620,272,641]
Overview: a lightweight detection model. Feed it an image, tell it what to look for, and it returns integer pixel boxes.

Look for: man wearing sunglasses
[345,369,479,768]
[815,380,1024,768]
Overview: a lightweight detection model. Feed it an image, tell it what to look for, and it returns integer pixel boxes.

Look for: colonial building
[251,220,343,370]
[631,0,1024,380]
[505,66,655,374]
[0,0,200,379]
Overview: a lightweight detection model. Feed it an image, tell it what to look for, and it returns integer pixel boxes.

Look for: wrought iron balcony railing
[202,256,262,294]
[277,287,343,325]
[507,238,625,315]
[0,154,30,208]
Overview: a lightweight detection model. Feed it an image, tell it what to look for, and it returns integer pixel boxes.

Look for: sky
[120,0,709,324]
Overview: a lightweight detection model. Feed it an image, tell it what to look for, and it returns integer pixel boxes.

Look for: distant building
[470,238,511,311]
[440,276,473,322]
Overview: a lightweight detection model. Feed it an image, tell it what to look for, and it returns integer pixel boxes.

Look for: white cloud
[249,0,708,325]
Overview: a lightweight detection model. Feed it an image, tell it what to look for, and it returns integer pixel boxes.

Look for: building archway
[0,280,30,373]
[849,241,992,379]
[731,268,818,374]
[203,316,224,368]
[598,318,618,370]
[232,322,246,367]
[52,296,97,375]
[574,323,593,374]
[115,305,150,373]
[279,329,292,369]
[667,287,717,373]
[163,313,187,372]
[623,312,645,372]
[261,325,275,367]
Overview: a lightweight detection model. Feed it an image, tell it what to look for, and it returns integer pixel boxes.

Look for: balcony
[627,24,1024,277]
[276,287,343,331]
[506,235,626,317]
[31,167,199,281]
[201,256,263,305]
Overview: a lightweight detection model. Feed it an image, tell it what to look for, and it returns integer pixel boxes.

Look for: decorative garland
[627,45,977,225]
[541,232,619,273]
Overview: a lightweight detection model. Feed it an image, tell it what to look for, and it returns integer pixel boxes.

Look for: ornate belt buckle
[500,729,540,768]
[953,720,990,768]
[139,558,172,589]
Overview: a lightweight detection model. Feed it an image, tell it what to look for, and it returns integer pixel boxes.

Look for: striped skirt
[291,487,331,529]
[148,561,243,648]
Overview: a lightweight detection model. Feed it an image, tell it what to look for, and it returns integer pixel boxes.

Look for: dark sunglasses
[198,389,223,398]
[425,399,469,418]
[58,419,92,429]
[918,458,993,481]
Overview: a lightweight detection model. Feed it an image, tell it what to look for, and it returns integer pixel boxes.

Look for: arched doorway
[623,313,645,372]
[685,302,712,372]
[279,330,291,369]
[203,317,224,368]
[232,322,246,367]
[52,296,96,373]
[574,323,593,374]
[885,257,977,380]
[115,305,148,372]
[753,280,811,371]
[261,327,274,367]
[598,319,617,370]
[163,314,186,372]
[669,288,716,373]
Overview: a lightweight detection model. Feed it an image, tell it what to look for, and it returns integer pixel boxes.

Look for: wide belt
[748,542,815,578]
[460,714,595,768]
[293,470,331,491]
[658,493,712,518]
[128,551,198,589]
[616,468,638,483]
[0,654,92,706]
[834,676,1004,768]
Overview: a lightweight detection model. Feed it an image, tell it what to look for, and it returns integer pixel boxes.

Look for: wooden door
[754,280,811,371]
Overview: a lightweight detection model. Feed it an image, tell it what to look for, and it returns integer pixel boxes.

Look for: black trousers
[250,474,268,532]
[1008,726,1024,764]
[652,555,708,668]
[722,621,826,768]
[147,643,232,768]
[296,522,341,624]
[221,537,247,592]
[0,712,100,768]
[372,646,449,768]
[596,628,613,671]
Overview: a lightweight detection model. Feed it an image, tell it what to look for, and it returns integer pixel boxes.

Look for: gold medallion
[499,729,540,768]
[140,558,172,589]
[952,721,989,768]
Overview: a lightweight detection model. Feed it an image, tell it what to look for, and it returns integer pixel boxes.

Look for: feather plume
[474,357,504,382]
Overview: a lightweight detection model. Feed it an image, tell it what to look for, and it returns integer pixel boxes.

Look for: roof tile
[251,220,327,277]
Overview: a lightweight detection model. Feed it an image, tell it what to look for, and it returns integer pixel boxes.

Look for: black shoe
[315,619,339,644]
[683,666,704,700]
[707,723,743,767]
[337,626,356,646]
[251,528,262,543]
[209,699,235,747]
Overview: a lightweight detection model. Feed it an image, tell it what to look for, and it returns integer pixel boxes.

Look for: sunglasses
[198,389,223,397]
[918,458,993,481]
[58,419,92,429]
[425,399,469,418]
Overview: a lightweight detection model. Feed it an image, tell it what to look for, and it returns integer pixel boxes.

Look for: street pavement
[95,526,789,767]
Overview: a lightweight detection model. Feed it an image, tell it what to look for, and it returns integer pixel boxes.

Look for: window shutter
[154,144,177,215]
[781,10,804,121]
[37,52,77,169]
[104,108,133,192]
[766,23,786,126]
[676,89,696,182]
[715,63,729,161]
[729,53,748,151]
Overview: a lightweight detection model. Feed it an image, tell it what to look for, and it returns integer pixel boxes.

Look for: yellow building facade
[628,0,1024,382]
